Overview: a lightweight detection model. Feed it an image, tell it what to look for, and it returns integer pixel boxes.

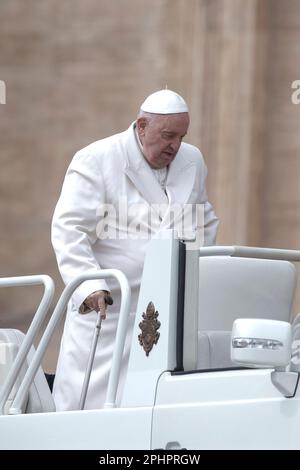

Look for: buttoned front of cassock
[52,122,218,411]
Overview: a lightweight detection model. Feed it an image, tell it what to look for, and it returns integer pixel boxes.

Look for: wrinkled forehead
[151,112,190,133]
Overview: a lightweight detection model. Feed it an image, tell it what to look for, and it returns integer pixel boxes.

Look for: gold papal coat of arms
[138,302,161,356]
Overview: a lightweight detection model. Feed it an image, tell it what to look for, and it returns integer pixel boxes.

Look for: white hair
[137,110,161,122]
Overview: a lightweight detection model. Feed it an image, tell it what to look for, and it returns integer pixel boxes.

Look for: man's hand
[83,290,113,319]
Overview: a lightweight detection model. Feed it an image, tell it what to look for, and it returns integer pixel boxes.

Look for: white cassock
[52,122,218,411]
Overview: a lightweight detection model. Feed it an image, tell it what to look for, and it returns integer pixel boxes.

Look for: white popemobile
[0,230,300,450]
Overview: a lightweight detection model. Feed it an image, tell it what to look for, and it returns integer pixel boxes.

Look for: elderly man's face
[137,113,189,169]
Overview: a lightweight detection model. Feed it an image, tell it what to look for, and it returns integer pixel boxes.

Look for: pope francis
[51,89,219,411]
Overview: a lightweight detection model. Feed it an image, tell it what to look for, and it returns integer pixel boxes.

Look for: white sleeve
[203,201,219,245]
[198,156,219,246]
[51,150,110,310]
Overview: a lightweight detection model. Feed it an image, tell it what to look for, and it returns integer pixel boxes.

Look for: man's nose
[169,139,180,152]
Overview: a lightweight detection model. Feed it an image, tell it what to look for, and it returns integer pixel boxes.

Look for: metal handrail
[0,275,55,414]
[8,270,131,414]
[199,245,300,261]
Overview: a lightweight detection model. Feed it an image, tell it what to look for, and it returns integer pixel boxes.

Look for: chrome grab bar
[7,270,131,414]
[199,245,300,261]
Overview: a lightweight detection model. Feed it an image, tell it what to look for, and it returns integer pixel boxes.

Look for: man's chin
[162,154,175,166]
[148,154,175,169]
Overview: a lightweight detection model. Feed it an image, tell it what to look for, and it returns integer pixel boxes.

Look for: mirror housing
[231,318,292,368]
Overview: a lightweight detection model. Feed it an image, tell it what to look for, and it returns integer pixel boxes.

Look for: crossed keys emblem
[138,302,161,356]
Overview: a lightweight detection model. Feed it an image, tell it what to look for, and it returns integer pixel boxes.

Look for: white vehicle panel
[0,407,152,450]
[152,370,300,449]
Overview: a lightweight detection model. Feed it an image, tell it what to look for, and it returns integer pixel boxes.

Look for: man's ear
[136,117,147,136]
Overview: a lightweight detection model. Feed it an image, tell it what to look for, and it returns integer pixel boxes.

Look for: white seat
[197,257,297,369]
[0,329,55,414]
[199,256,296,330]
[197,330,232,369]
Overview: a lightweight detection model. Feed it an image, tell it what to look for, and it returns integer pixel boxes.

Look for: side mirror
[231,318,299,397]
[231,318,291,368]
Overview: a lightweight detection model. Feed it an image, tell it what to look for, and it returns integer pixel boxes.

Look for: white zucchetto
[140,89,189,114]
